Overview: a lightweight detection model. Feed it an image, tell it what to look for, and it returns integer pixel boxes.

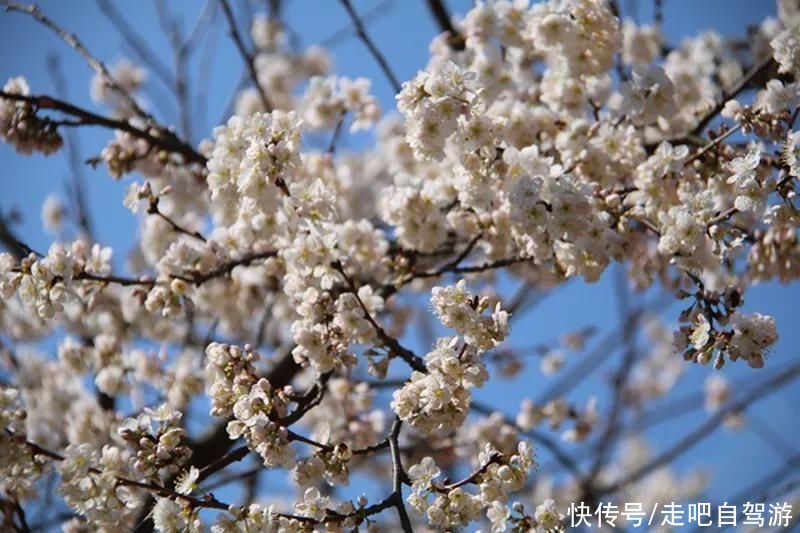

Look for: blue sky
[1,0,798,527]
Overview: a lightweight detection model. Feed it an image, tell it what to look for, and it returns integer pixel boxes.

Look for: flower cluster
[0,241,112,320]
[294,443,352,487]
[302,75,381,132]
[206,110,301,227]
[392,337,488,433]
[206,342,296,467]
[205,342,261,415]
[0,387,43,499]
[0,76,63,155]
[227,377,294,468]
[117,404,191,480]
[771,25,800,77]
[397,60,479,160]
[406,442,536,531]
[431,279,509,351]
[152,497,202,533]
[675,285,778,369]
[58,444,139,529]
[90,58,147,116]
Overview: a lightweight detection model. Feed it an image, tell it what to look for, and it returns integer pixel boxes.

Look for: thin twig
[333,261,426,372]
[11,431,231,510]
[337,0,401,93]
[197,445,250,483]
[326,112,347,154]
[218,0,273,111]
[435,451,503,492]
[0,213,39,260]
[381,253,532,299]
[11,249,278,289]
[147,197,206,243]
[595,361,800,496]
[690,54,776,136]
[3,1,153,122]
[280,372,331,425]
[95,0,174,88]
[46,54,93,239]
[685,124,742,164]
[434,232,483,276]
[318,0,394,48]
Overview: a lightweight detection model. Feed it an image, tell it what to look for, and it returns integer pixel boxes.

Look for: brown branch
[196,445,250,483]
[147,197,206,243]
[326,111,347,154]
[71,270,156,287]
[337,0,401,93]
[10,431,231,511]
[388,416,414,532]
[218,0,273,112]
[0,214,37,260]
[434,232,483,276]
[707,206,739,226]
[690,54,776,136]
[9,249,278,289]
[286,429,332,451]
[424,0,465,51]
[332,261,426,373]
[0,91,206,165]
[2,1,153,122]
[177,249,277,285]
[353,437,391,456]
[685,124,742,164]
[381,253,532,299]
[280,372,331,426]
[435,451,503,492]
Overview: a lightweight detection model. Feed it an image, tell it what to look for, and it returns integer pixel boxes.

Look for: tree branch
[435,451,503,492]
[332,261,426,373]
[388,416,414,532]
[147,196,206,243]
[46,54,94,240]
[95,0,174,89]
[424,0,465,51]
[218,0,273,112]
[10,431,232,511]
[595,361,800,496]
[690,54,776,136]
[2,1,153,122]
[337,0,401,93]
[0,91,206,165]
